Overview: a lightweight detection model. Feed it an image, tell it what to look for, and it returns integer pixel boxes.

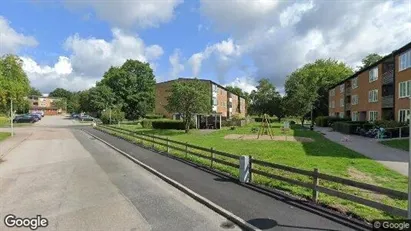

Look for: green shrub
[101,108,124,124]
[254,117,276,123]
[152,120,185,129]
[332,121,374,134]
[144,114,164,119]
[374,120,407,128]
[141,119,153,128]
[289,121,296,125]
[0,117,9,126]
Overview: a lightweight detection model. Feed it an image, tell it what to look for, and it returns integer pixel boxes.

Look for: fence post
[210,147,214,168]
[239,156,250,183]
[249,155,253,183]
[312,168,319,203]
[185,142,188,158]
[167,137,170,153]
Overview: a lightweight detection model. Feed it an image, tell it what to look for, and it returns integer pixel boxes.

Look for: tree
[49,88,73,100]
[100,60,156,120]
[165,79,211,133]
[248,79,285,121]
[358,53,383,69]
[284,59,353,125]
[78,90,91,113]
[88,84,115,116]
[101,107,124,124]
[0,55,31,114]
[28,87,42,96]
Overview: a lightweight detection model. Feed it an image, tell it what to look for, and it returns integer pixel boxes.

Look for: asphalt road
[0,116,240,231]
[83,127,369,231]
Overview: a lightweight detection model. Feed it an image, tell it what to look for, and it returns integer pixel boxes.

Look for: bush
[152,120,185,130]
[374,120,407,128]
[144,114,164,119]
[101,108,125,124]
[289,121,296,125]
[254,117,276,123]
[141,119,153,128]
[332,121,374,134]
[315,116,351,127]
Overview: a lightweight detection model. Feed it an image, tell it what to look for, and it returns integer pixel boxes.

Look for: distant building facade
[27,96,66,115]
[155,78,247,119]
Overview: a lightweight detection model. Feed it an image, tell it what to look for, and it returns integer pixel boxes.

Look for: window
[369,111,378,121]
[330,100,335,108]
[212,98,217,106]
[400,49,411,71]
[340,98,344,107]
[351,112,359,121]
[399,109,410,123]
[351,77,358,89]
[330,89,335,96]
[368,89,378,102]
[399,81,411,98]
[351,95,358,105]
[340,84,344,93]
[369,67,378,82]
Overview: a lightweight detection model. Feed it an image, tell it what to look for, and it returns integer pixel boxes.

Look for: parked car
[13,115,36,123]
[79,115,95,121]
[30,113,42,120]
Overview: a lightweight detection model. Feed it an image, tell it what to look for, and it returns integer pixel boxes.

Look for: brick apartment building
[329,41,411,122]
[155,78,247,120]
[27,96,66,115]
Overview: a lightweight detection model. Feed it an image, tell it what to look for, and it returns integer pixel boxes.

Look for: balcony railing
[382,70,394,85]
[382,95,394,108]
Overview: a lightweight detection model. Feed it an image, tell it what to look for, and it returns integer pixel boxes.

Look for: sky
[0,0,410,94]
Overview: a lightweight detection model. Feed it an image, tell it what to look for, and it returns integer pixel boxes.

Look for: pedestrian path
[315,126,408,176]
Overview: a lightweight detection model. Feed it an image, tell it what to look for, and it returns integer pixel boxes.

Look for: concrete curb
[82,129,261,231]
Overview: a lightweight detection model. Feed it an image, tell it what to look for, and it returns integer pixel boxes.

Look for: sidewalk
[315,126,408,176]
[0,130,32,159]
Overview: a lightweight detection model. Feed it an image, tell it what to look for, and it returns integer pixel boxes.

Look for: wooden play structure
[257,114,273,139]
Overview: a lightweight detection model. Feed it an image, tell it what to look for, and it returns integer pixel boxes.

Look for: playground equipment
[257,114,273,139]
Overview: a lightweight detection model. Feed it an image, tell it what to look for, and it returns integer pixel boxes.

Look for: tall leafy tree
[165,79,211,133]
[358,53,383,69]
[100,60,156,120]
[28,87,42,96]
[88,84,115,115]
[49,88,73,99]
[0,55,31,114]
[248,79,285,121]
[284,59,353,125]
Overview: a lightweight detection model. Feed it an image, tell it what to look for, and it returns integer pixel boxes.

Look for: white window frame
[400,49,411,72]
[399,80,411,98]
[340,84,344,93]
[351,111,359,121]
[340,98,344,107]
[398,109,410,123]
[368,111,378,122]
[351,77,358,89]
[369,67,378,82]
[351,95,358,105]
[368,89,378,103]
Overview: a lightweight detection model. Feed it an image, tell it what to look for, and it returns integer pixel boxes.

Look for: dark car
[13,115,36,123]
[30,113,42,120]
[79,115,94,121]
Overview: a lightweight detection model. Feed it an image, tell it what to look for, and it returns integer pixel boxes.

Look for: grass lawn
[100,122,407,221]
[0,132,10,141]
[380,139,409,151]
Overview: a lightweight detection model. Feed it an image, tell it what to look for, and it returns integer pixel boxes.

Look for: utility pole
[10,98,14,137]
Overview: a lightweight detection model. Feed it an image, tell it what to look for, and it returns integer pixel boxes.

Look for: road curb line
[82,129,261,231]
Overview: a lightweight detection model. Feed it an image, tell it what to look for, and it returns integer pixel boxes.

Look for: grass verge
[380,139,408,151]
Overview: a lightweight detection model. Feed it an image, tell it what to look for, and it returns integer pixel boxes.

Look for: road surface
[0,116,240,231]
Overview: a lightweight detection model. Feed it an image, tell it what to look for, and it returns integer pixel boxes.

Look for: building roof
[156,78,245,100]
[329,41,411,90]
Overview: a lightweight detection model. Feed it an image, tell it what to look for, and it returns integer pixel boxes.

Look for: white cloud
[188,38,242,79]
[23,28,163,93]
[65,0,183,29]
[169,49,184,79]
[0,16,38,55]
[197,0,411,87]
[225,77,256,93]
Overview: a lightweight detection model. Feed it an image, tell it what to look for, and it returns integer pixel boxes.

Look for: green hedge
[374,120,407,128]
[332,121,373,134]
[254,117,277,123]
[141,119,153,128]
[315,116,351,127]
[0,117,9,126]
[152,120,186,130]
[144,114,164,119]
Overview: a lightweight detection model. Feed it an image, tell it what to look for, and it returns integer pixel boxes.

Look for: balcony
[382,95,394,108]
[382,70,394,85]
[345,103,351,110]
[345,87,351,95]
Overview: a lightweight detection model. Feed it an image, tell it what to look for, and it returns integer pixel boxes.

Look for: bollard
[167,137,170,153]
[210,147,214,168]
[312,168,319,202]
[239,156,250,183]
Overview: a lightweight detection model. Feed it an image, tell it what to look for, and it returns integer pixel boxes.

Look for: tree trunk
[301,117,305,127]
